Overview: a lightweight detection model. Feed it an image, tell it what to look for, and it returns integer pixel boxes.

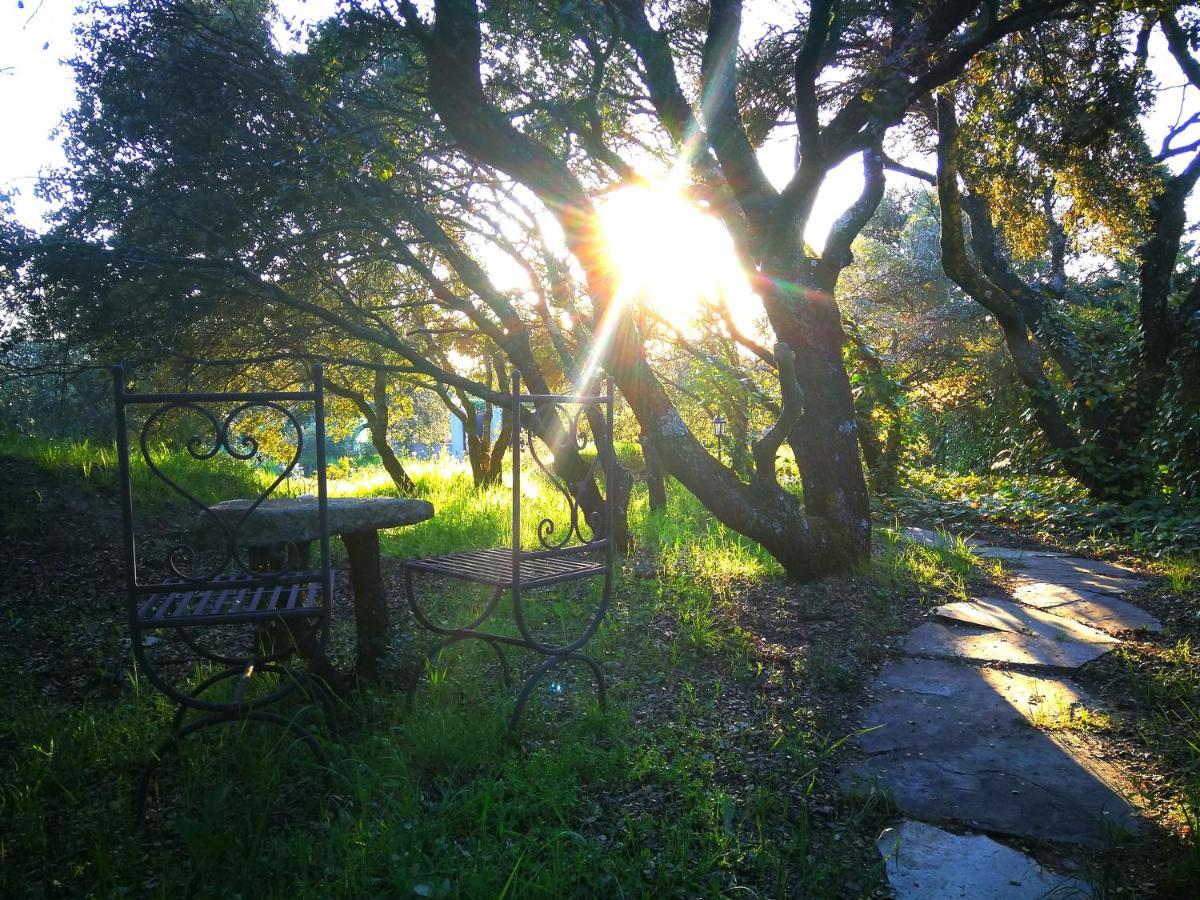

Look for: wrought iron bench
[403,372,615,732]
[113,365,335,816]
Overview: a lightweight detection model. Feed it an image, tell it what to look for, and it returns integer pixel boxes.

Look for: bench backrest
[511,371,615,574]
[112,365,332,603]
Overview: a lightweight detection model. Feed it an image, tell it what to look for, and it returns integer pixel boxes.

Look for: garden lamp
[713,413,726,463]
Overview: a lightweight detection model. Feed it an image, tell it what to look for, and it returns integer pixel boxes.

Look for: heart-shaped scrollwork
[524,402,607,551]
[138,400,304,581]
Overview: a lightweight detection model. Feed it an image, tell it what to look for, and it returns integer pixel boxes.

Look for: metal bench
[113,365,334,816]
[402,372,615,733]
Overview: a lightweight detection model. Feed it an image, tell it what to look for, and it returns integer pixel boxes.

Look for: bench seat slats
[137,571,326,628]
[402,548,605,588]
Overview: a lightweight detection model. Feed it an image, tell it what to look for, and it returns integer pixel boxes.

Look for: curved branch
[751,343,801,493]
[934,94,1084,463]
[699,0,778,236]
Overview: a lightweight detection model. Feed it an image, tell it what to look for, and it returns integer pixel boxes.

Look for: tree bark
[935,88,1200,501]
[406,0,889,578]
[764,269,872,563]
[326,373,417,495]
[639,432,668,511]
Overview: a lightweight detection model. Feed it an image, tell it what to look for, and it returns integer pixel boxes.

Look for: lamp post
[712,413,726,464]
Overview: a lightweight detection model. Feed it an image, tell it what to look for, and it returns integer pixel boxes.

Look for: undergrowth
[881,467,1200,558]
[0,436,931,898]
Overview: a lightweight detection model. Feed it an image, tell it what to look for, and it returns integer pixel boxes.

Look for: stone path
[852,528,1161,898]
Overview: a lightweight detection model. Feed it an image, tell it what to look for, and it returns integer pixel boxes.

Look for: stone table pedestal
[197,497,434,679]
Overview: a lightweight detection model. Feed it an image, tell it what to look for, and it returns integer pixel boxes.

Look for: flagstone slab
[971,546,1035,560]
[903,526,977,547]
[1012,583,1162,635]
[900,527,1072,560]
[1048,598,1162,636]
[972,546,1071,560]
[877,820,1089,899]
[1013,581,1122,608]
[1015,555,1141,580]
[852,658,1139,846]
[1005,556,1148,594]
[904,621,1114,671]
[1010,572,1149,596]
[933,597,1118,646]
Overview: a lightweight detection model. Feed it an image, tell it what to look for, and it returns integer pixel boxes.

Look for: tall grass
[0,435,979,897]
[630,486,781,587]
[0,430,269,514]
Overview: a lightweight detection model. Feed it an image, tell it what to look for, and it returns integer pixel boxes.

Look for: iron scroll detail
[523,402,606,551]
[138,400,305,581]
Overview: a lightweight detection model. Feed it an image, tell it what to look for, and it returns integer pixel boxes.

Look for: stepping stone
[1012,583,1162,635]
[901,528,1070,560]
[903,526,953,545]
[1014,581,1126,607]
[1006,556,1148,594]
[877,820,1089,899]
[972,546,1070,561]
[934,597,1116,643]
[851,658,1140,846]
[906,616,1114,670]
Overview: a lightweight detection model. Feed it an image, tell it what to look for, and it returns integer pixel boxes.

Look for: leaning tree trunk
[417,0,865,579]
[639,432,668,511]
[326,373,417,495]
[933,91,1200,502]
[370,425,417,496]
[766,265,873,569]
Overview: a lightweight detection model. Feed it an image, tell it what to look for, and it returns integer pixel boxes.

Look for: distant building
[448,404,502,459]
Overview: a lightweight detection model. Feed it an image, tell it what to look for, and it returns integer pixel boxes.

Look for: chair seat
[402,548,606,588]
[137,572,327,628]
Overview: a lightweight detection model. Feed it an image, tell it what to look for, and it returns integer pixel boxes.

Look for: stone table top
[195,497,434,546]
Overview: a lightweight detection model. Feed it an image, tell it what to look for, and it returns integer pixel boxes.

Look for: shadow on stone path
[850,527,1162,898]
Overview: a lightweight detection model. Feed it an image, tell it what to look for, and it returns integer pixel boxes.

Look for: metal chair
[402,372,615,732]
[112,364,335,816]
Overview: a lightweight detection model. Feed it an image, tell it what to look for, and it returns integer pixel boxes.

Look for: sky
[1,1,1196,249]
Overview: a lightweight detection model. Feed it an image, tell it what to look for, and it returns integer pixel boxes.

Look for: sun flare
[597,183,752,332]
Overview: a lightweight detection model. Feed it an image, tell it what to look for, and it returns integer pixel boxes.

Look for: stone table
[197,497,434,678]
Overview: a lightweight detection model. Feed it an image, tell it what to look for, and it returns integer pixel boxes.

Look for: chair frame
[403,371,615,733]
[113,364,334,816]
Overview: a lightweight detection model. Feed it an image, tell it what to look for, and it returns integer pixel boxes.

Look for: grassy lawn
[2,437,1197,896]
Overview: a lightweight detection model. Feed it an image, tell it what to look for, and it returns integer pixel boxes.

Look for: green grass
[871,523,999,602]
[1086,636,1200,893]
[0,438,1024,897]
[632,487,781,587]
[0,430,270,520]
[0,657,891,898]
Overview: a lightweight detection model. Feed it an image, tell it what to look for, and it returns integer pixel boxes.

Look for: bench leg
[508,652,606,737]
[136,710,330,821]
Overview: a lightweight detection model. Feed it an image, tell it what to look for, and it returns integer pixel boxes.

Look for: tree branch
[751,343,801,492]
[699,0,778,237]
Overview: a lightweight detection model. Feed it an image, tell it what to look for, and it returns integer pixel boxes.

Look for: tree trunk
[370,425,417,495]
[765,267,873,569]
[418,0,863,579]
[640,432,668,511]
[933,92,1200,502]
[325,373,417,495]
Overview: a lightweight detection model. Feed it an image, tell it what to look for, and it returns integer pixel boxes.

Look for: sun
[597,183,752,332]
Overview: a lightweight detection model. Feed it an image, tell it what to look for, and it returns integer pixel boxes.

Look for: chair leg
[169,662,328,733]
[135,710,331,821]
[508,651,607,738]
[406,634,514,712]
